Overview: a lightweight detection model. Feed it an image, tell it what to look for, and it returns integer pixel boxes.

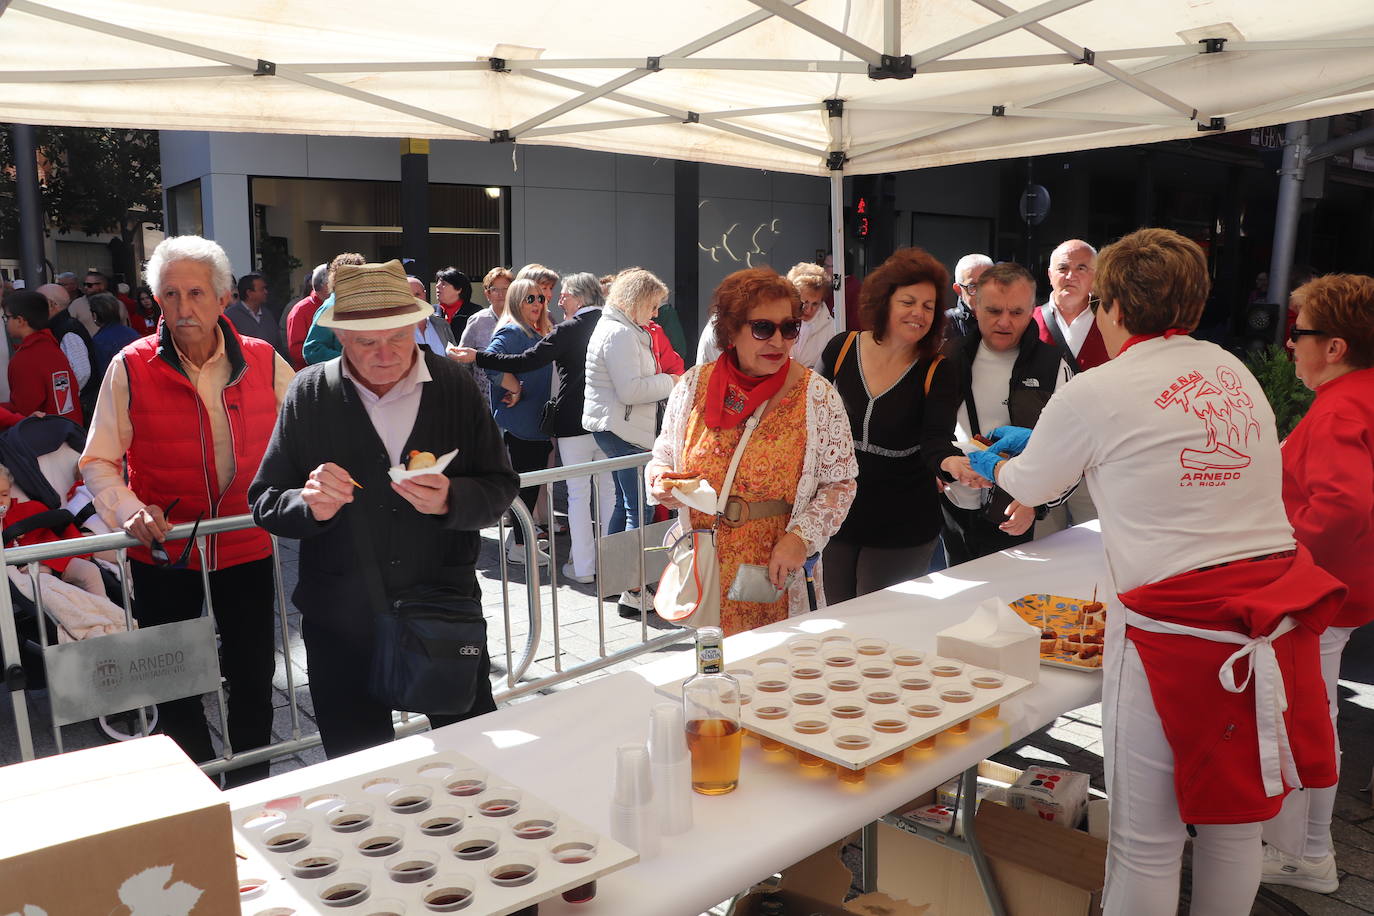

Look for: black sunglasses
[150,512,204,569]
[1288,326,1327,343]
[749,318,803,341]
[523,293,547,304]
[1088,294,1102,313]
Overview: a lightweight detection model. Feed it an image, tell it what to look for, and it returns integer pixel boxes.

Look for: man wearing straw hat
[251,259,520,758]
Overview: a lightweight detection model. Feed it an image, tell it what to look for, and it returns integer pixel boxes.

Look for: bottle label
[698,645,722,674]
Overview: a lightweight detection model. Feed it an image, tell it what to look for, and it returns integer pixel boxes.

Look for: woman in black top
[819,248,964,602]
[449,271,613,585]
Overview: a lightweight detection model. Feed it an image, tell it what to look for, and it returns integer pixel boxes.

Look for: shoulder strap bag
[654,398,771,628]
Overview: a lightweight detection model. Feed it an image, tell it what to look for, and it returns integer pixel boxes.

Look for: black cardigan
[473,307,600,439]
[249,351,520,642]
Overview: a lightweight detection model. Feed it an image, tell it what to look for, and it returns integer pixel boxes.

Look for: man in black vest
[932,261,1074,563]
[250,260,520,758]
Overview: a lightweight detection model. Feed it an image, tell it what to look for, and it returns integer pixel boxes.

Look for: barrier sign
[43,617,222,726]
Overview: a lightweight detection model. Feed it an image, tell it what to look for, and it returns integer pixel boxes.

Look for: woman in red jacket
[1260,274,1374,893]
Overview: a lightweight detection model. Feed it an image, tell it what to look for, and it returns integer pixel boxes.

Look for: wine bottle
[683,626,742,795]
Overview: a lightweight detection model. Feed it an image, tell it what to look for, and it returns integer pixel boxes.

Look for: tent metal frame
[11,0,1373,173]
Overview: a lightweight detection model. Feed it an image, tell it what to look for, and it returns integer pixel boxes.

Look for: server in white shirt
[931,261,1072,563]
[971,229,1343,916]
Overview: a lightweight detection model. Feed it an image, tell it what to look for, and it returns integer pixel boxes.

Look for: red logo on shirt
[52,371,74,417]
[1155,366,1260,486]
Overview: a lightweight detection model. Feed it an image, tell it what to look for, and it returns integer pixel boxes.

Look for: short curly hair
[711,267,802,353]
[786,262,829,295]
[859,247,947,355]
[1292,274,1374,369]
[1095,228,1209,335]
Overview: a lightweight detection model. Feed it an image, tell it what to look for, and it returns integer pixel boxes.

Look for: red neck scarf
[440,299,463,322]
[1118,327,1189,356]
[705,350,789,429]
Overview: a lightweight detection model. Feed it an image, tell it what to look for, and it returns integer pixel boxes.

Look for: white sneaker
[1260,843,1339,893]
[506,539,550,566]
[560,563,595,584]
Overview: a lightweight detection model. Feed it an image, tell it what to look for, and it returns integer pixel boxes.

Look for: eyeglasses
[1088,295,1102,313]
[83,281,101,288]
[1288,326,1328,343]
[523,294,547,304]
[150,510,203,569]
[748,318,803,341]
[957,282,978,294]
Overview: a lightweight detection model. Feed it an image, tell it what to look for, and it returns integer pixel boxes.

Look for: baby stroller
[0,416,147,738]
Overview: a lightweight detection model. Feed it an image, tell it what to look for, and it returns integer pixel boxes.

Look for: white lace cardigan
[647,364,859,616]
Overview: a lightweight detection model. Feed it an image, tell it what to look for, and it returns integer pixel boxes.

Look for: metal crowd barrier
[0,453,689,775]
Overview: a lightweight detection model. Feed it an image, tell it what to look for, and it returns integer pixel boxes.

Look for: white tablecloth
[228,523,1110,916]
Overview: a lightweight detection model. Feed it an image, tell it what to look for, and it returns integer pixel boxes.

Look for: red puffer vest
[122,319,278,570]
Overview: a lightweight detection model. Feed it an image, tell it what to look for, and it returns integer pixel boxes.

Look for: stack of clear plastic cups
[648,703,694,835]
[609,743,659,860]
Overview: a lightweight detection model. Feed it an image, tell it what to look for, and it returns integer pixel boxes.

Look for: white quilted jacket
[581,306,676,449]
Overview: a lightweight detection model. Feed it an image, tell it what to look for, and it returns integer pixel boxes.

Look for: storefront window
[167,179,203,238]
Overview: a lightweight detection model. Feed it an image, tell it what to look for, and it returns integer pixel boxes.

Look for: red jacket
[1033,305,1108,371]
[5,329,83,426]
[3,498,88,574]
[121,320,279,570]
[285,292,323,370]
[1282,367,1374,627]
[646,321,684,376]
[1120,546,1345,824]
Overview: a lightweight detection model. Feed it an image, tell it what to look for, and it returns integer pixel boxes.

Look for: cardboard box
[734,841,930,916]
[878,770,1106,916]
[894,761,1018,838]
[936,597,1041,683]
[0,736,237,916]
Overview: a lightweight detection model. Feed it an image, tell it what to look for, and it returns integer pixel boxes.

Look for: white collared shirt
[341,348,432,467]
[1042,300,1095,356]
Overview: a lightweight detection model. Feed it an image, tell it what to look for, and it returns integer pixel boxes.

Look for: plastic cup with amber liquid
[789,709,832,768]
[786,635,822,658]
[929,658,966,679]
[908,698,945,750]
[863,680,901,708]
[890,646,926,668]
[833,723,874,785]
[755,662,791,695]
[970,670,1005,719]
[939,688,975,735]
[751,694,792,752]
[550,830,599,904]
[854,637,889,657]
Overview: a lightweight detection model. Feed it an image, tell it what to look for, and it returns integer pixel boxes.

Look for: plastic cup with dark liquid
[451,826,499,861]
[419,805,466,837]
[388,849,439,884]
[316,869,372,909]
[357,824,404,858]
[386,784,433,816]
[476,787,522,818]
[290,846,341,879]
[551,831,599,904]
[327,802,374,834]
[488,858,538,888]
[512,806,559,840]
[422,875,475,912]
[444,769,488,798]
[262,819,312,854]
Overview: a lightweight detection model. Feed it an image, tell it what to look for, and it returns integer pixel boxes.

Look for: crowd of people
[1,223,1371,914]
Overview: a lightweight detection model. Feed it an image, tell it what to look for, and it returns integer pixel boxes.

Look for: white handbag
[653,401,768,627]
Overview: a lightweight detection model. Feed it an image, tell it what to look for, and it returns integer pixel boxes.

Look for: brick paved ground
[3,525,1370,914]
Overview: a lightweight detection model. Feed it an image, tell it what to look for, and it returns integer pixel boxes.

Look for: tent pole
[830,172,846,332]
[10,123,46,288]
[1267,120,1309,347]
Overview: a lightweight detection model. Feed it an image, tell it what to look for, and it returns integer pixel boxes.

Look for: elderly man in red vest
[80,235,295,786]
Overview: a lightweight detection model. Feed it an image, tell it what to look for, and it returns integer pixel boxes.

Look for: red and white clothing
[4,329,83,428]
[1264,366,1374,862]
[1034,301,1108,371]
[998,334,1338,915]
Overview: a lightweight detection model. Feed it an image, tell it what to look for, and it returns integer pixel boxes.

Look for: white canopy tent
[2,0,1373,313]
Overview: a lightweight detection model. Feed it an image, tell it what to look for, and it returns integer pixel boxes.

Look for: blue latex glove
[984,425,1033,456]
[969,448,1004,483]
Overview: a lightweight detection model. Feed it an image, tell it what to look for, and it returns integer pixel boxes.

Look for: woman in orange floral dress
[647,268,858,635]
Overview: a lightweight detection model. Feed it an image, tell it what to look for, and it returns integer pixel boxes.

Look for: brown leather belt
[719,495,793,528]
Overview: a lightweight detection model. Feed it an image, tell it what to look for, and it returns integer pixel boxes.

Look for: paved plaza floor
[3,525,1371,914]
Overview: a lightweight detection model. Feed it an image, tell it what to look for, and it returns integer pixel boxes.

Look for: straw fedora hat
[317,259,433,331]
